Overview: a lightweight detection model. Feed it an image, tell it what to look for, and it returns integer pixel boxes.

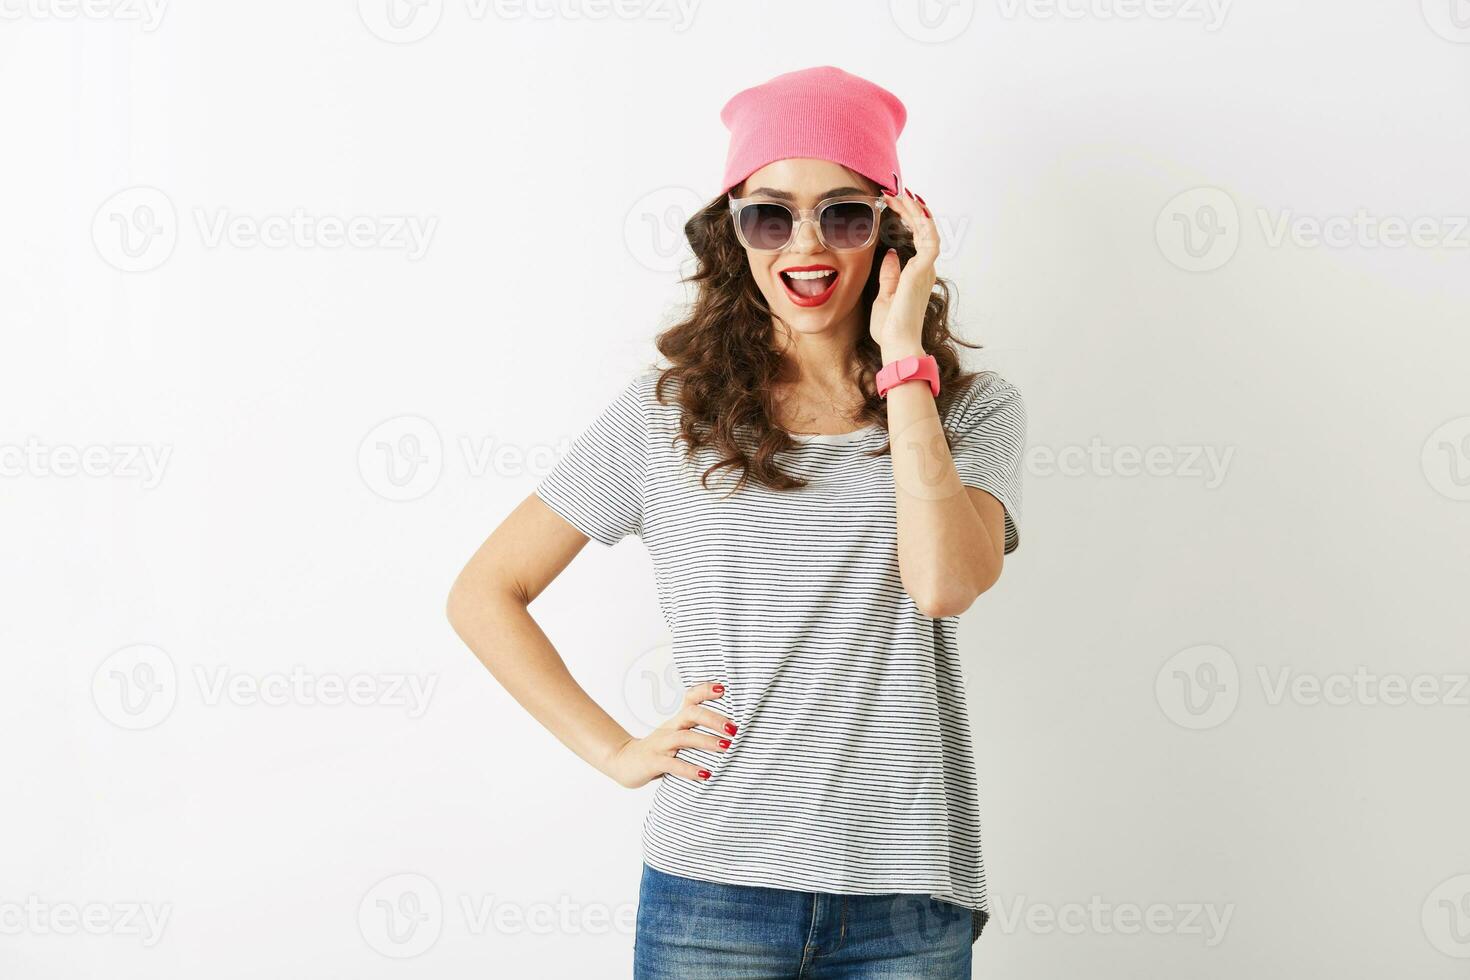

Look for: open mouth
[779,266,839,307]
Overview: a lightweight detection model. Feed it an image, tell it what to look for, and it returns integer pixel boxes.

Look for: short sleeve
[948,371,1027,555]
[534,375,649,547]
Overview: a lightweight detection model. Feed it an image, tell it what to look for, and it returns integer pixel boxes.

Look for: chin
[793,316,829,328]
[786,313,839,333]
[768,289,860,331]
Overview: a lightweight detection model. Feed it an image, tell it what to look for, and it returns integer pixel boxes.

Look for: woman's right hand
[603,681,737,789]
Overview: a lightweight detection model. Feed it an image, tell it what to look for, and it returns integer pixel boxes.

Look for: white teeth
[783,269,835,280]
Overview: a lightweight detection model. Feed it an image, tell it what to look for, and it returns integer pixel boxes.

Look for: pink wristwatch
[875,354,940,399]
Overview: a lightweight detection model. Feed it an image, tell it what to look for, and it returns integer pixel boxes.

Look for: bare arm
[870,186,1011,618]
[881,362,1008,618]
[446,493,733,787]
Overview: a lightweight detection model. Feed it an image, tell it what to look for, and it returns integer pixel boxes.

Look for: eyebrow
[744,185,871,201]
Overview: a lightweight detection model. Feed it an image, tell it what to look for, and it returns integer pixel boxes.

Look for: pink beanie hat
[718,65,907,198]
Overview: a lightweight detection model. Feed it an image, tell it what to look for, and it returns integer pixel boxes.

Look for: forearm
[447,586,632,777]
[882,341,1002,617]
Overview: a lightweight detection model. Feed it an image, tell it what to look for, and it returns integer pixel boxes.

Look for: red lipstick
[778,264,840,308]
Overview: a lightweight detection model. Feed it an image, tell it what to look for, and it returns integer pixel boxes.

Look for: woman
[448,65,1026,978]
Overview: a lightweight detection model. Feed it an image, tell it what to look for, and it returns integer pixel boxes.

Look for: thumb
[877,247,900,295]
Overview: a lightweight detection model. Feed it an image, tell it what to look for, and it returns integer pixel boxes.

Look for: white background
[3,0,1469,977]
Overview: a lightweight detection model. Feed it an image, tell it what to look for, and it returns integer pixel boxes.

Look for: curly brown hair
[651,182,987,495]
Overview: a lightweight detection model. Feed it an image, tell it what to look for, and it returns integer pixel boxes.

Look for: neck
[771,310,866,392]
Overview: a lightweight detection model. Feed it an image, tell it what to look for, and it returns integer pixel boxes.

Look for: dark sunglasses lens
[820,202,877,249]
[738,203,794,250]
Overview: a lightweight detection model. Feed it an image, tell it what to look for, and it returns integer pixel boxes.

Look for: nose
[788,214,823,254]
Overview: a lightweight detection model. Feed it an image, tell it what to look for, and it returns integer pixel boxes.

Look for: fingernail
[697,769,711,780]
[712,683,725,694]
[921,206,931,218]
[905,188,915,199]
[718,738,731,749]
[724,722,738,735]
[915,192,927,204]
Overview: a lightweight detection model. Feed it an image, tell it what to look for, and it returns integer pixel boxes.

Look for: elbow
[910,574,978,618]
[445,579,472,636]
[446,574,487,638]
[913,589,974,619]
[446,571,528,639]
[909,563,1003,619]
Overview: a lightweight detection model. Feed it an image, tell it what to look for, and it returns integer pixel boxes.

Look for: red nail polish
[724,722,738,735]
[712,683,724,694]
[922,206,931,218]
[697,769,711,780]
[905,188,915,199]
[718,738,731,748]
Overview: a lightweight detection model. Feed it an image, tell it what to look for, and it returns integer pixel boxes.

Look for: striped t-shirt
[534,366,1026,942]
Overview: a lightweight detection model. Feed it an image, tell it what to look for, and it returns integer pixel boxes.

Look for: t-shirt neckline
[786,424,882,446]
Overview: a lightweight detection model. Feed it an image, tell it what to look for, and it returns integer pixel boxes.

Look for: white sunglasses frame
[726,195,893,253]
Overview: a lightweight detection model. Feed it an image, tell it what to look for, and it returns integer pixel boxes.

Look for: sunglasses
[728,195,891,253]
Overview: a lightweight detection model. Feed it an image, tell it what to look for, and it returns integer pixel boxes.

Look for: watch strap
[876,354,940,399]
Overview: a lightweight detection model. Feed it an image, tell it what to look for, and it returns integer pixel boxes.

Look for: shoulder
[627,367,687,421]
[607,368,684,444]
[945,370,1026,429]
[622,367,673,400]
[604,367,662,414]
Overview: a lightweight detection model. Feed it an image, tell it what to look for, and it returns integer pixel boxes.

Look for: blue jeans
[633,862,974,979]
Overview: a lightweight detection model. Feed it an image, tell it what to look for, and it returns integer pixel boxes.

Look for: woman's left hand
[868,188,939,354]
